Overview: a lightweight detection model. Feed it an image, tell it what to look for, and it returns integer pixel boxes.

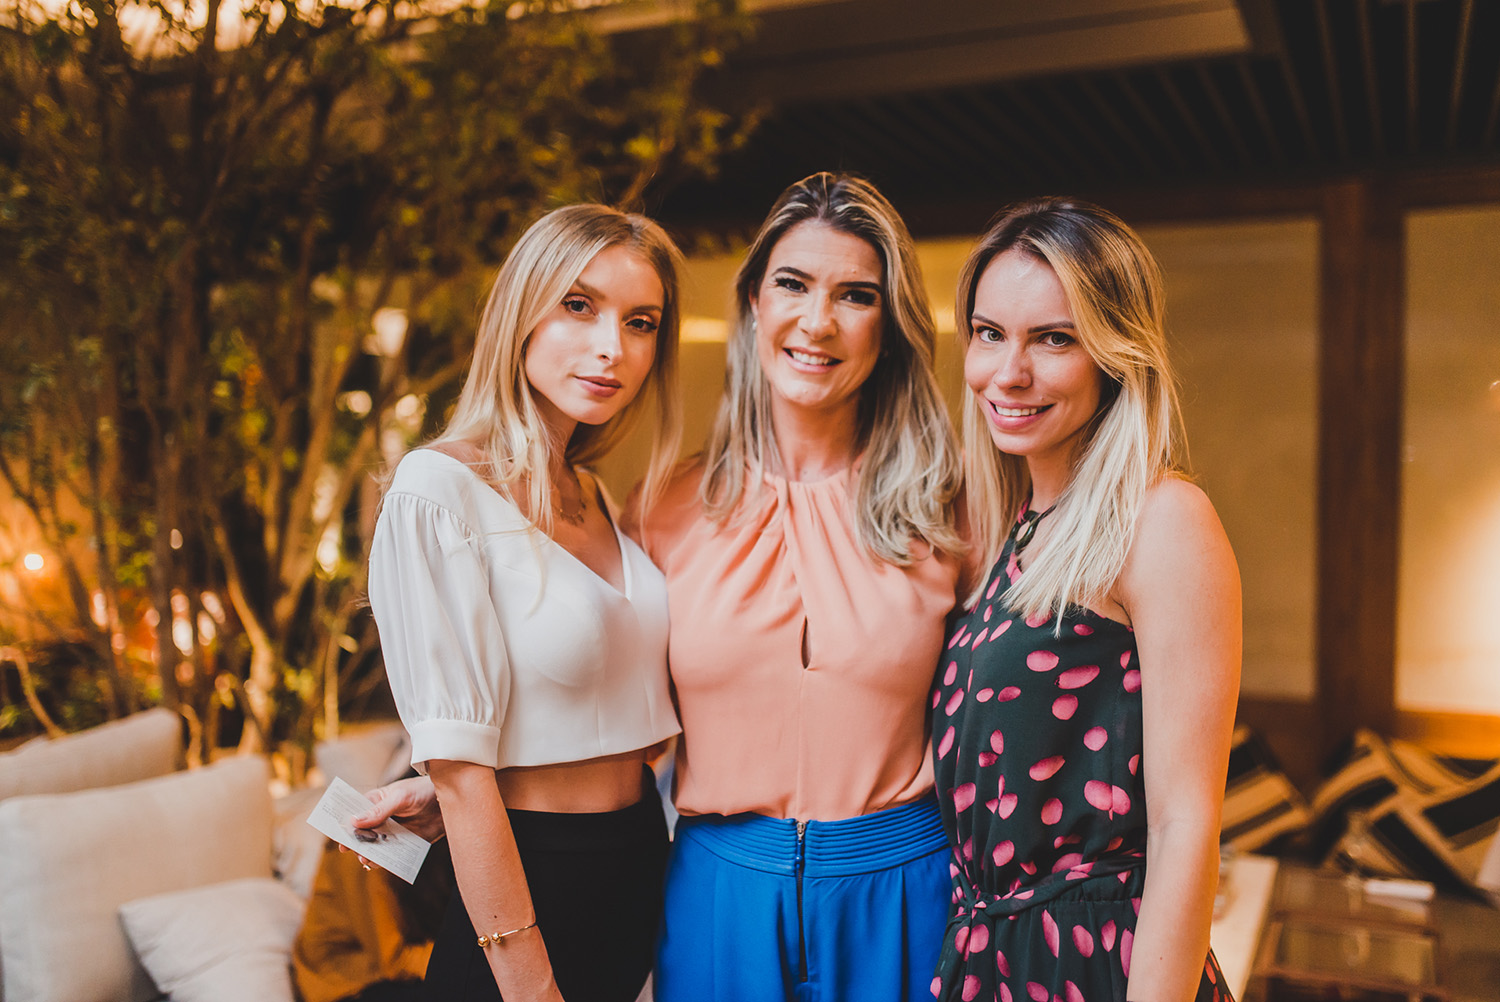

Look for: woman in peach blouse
[634,172,964,1002]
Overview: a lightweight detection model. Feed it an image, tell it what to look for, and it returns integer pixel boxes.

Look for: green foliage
[0,0,751,766]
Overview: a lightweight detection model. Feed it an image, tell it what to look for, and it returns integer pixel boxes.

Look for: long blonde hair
[957,197,1185,615]
[701,172,962,564]
[432,204,683,532]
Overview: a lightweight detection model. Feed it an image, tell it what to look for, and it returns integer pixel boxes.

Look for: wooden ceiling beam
[1036,80,1132,179]
[1195,62,1253,168]
[1155,66,1225,171]
[1112,70,1191,174]
[964,90,1072,182]
[1446,0,1475,150]
[1075,75,1165,179]
[1277,42,1323,163]
[995,83,1100,181]
[1313,0,1351,159]
[1236,56,1288,168]
[1405,0,1420,153]
[1356,0,1385,155]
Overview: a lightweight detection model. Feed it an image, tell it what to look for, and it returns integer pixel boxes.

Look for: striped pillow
[1307,729,1476,861]
[1333,760,1500,899]
[1221,726,1312,852]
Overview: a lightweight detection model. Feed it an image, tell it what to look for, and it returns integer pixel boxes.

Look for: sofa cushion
[0,755,272,1002]
[1307,728,1474,861]
[1221,726,1312,852]
[119,877,303,1002]
[1334,759,1500,899]
[0,707,179,803]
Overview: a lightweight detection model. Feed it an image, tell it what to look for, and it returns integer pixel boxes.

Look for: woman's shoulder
[1136,474,1219,538]
[384,447,523,533]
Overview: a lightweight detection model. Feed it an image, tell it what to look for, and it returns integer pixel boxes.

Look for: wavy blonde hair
[431,204,683,533]
[958,197,1185,615]
[701,172,962,564]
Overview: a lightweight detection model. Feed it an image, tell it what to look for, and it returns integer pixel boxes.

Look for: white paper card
[306,776,431,884]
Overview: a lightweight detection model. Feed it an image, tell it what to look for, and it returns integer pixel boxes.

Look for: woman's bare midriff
[494,741,665,813]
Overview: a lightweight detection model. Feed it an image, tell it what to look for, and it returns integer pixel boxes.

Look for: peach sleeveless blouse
[637,462,961,822]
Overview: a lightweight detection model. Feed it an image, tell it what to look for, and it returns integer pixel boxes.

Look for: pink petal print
[978,751,998,768]
[1027,650,1060,672]
[943,662,958,685]
[1052,695,1078,720]
[1041,798,1063,825]
[1101,920,1116,952]
[997,793,1018,818]
[1029,756,1065,781]
[1128,754,1140,775]
[1120,650,1132,669]
[938,726,956,760]
[1206,960,1217,985]
[1051,852,1083,873]
[1042,910,1060,957]
[1025,612,1051,629]
[987,576,1002,600]
[948,631,964,650]
[945,688,966,715]
[1065,982,1085,1002]
[1122,669,1141,693]
[1083,726,1108,750]
[997,686,1022,702]
[1112,786,1132,814]
[962,837,974,861]
[1074,623,1094,636]
[1057,665,1100,689]
[962,975,981,1001]
[1019,861,1036,875]
[1000,986,1013,1002]
[997,948,1011,978]
[1014,888,1034,900]
[1105,836,1123,852]
[971,628,989,648]
[1027,983,1049,1002]
[953,782,976,812]
[985,798,999,813]
[976,687,995,703]
[966,924,990,955]
[930,976,941,998]
[955,926,970,955]
[992,840,1015,866]
[991,729,1005,754]
[1084,780,1114,811]
[931,689,941,709]
[993,619,1012,639]
[1120,929,1134,976]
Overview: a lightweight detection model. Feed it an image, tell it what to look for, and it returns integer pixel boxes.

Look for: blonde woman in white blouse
[365,204,684,1002]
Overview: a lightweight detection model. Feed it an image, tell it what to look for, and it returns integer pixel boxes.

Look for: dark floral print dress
[929,514,1231,1002]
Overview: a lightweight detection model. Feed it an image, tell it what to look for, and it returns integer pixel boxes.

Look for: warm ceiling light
[22,553,43,572]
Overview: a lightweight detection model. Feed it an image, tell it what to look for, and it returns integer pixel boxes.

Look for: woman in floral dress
[930,198,1241,1002]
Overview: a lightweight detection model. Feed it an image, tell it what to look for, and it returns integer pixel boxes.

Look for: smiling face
[523,243,664,441]
[750,220,885,425]
[964,248,1105,485]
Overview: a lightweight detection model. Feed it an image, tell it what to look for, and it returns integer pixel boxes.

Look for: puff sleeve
[368,490,509,772]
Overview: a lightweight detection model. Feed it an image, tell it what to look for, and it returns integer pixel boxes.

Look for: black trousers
[424,768,669,1002]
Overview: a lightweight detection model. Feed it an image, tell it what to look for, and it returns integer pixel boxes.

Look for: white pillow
[0,755,273,1002]
[119,877,303,1002]
[272,784,329,898]
[0,708,180,802]
[312,721,411,791]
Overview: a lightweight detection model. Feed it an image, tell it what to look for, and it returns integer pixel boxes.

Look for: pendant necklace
[1010,501,1058,556]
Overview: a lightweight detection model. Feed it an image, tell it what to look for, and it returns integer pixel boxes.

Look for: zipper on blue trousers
[795,819,808,983]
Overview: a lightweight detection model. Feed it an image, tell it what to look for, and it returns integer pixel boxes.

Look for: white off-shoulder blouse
[368,449,680,772]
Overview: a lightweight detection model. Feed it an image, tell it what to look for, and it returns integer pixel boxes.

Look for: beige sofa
[0,710,413,1002]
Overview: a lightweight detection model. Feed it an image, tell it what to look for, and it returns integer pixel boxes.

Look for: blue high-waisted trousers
[654,795,950,1002]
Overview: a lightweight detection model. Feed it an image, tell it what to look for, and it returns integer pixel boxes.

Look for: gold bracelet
[476,920,537,948]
